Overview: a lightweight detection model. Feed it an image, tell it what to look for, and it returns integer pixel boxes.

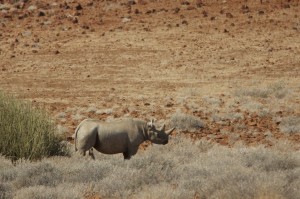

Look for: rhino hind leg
[123,151,131,160]
[89,148,95,160]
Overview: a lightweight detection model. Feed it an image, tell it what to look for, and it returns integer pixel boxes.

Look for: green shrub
[0,92,68,161]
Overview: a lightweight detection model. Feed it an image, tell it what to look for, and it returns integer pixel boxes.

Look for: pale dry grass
[279,116,300,134]
[0,138,299,199]
[170,112,205,132]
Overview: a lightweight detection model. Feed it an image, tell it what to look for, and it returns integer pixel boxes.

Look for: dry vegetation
[1,139,299,199]
[0,0,299,198]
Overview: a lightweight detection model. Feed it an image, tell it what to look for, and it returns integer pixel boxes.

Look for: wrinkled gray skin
[74,118,175,160]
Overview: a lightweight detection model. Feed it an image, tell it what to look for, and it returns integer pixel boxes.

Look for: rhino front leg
[123,151,131,160]
[123,145,139,160]
[76,128,97,158]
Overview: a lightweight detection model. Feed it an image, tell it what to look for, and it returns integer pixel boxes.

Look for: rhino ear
[147,119,154,128]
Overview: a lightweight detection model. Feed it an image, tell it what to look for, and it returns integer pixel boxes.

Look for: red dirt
[0,0,299,148]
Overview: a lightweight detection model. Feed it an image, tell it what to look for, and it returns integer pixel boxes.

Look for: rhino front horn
[166,128,175,135]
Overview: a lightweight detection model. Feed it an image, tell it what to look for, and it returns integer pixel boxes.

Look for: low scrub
[235,82,289,99]
[0,92,68,161]
[0,138,299,199]
[170,112,205,132]
[279,116,300,134]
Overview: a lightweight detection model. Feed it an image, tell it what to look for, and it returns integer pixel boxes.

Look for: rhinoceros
[74,118,175,159]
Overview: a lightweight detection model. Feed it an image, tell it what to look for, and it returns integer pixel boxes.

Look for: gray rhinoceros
[74,118,175,159]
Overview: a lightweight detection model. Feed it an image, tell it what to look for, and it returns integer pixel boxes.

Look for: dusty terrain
[0,0,299,148]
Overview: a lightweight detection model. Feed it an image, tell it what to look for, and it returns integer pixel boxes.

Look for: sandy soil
[0,0,299,147]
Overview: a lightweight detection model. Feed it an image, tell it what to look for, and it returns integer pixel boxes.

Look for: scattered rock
[27,5,37,11]
[38,10,45,17]
[127,0,136,6]
[226,12,233,18]
[165,102,174,107]
[241,5,250,13]
[62,3,70,10]
[51,3,58,8]
[282,4,290,9]
[81,24,89,29]
[18,13,28,20]
[202,10,208,17]
[134,9,140,14]
[73,17,78,23]
[182,20,188,25]
[122,17,131,23]
[3,14,12,19]
[180,0,190,5]
[22,31,31,37]
[0,4,11,11]
[258,10,264,15]
[174,7,180,14]
[75,4,83,11]
[196,0,205,7]
[86,1,93,6]
[33,37,39,43]
[187,6,195,10]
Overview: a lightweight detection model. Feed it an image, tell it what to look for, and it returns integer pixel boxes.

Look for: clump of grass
[170,112,204,132]
[0,91,69,161]
[279,116,300,134]
[235,81,289,99]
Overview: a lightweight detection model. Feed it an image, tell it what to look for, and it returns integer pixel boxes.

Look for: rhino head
[147,119,175,145]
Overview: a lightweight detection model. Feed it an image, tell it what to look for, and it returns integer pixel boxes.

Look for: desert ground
[1,0,299,146]
[0,0,299,198]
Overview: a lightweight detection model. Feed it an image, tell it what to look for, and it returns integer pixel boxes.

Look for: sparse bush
[279,116,300,133]
[0,92,69,161]
[170,112,204,132]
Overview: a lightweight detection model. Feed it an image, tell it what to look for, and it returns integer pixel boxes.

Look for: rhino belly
[94,133,128,154]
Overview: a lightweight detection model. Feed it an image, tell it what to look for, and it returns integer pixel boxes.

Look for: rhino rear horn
[166,128,175,135]
[160,124,165,131]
